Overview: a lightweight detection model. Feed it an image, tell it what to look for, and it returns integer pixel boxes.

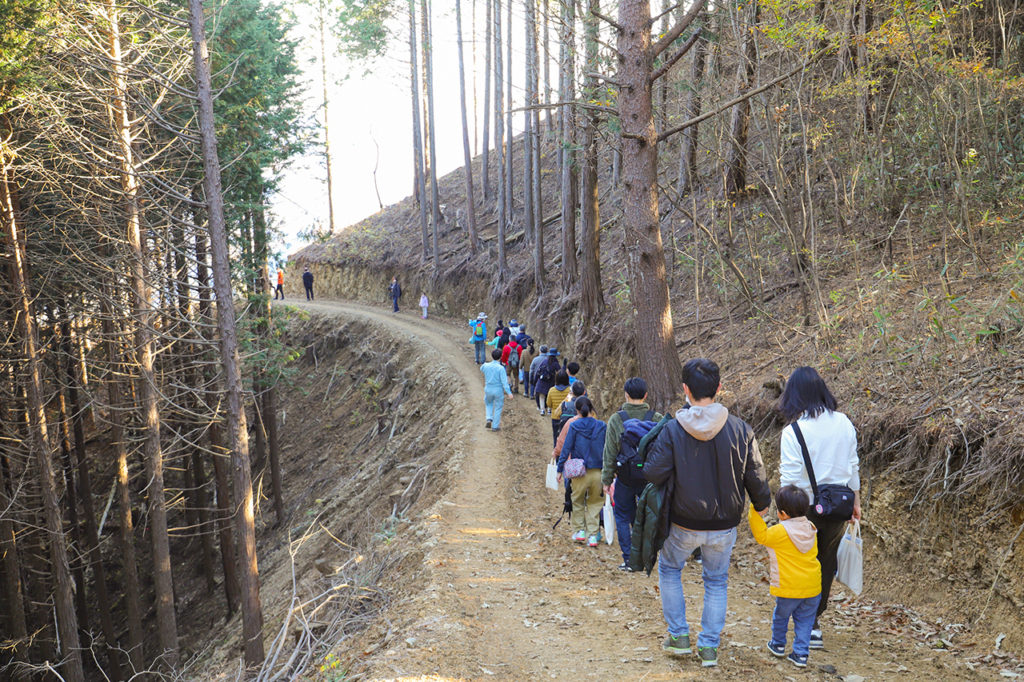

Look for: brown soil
[279,300,1021,681]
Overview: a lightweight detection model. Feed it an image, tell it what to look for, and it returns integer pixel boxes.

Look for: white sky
[270,1,548,263]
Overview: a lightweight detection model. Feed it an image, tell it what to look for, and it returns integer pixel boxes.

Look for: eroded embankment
[197,310,469,678]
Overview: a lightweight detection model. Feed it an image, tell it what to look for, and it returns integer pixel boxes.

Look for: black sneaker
[485,420,492,429]
[766,640,786,657]
[787,652,808,668]
[809,629,823,650]
[617,562,635,572]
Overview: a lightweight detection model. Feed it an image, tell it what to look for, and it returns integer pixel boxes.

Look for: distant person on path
[419,292,429,319]
[533,347,564,415]
[778,366,860,651]
[529,345,548,408]
[643,358,772,668]
[274,268,285,300]
[388,277,402,312]
[302,267,314,300]
[508,319,520,339]
[601,377,662,571]
[481,349,512,431]
[546,371,572,446]
[567,361,580,385]
[519,341,536,399]
[749,485,821,669]
[468,313,488,364]
[556,396,607,547]
[515,324,530,346]
[502,337,521,394]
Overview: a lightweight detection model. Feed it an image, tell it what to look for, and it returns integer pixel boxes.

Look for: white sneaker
[572,530,586,543]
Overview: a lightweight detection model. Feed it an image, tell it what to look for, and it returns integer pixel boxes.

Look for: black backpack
[615,410,667,489]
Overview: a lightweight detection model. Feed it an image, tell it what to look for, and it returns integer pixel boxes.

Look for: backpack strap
[791,422,820,500]
[643,410,655,422]
[617,410,629,425]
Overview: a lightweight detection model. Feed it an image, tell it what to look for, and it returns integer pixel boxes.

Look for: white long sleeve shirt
[779,410,859,503]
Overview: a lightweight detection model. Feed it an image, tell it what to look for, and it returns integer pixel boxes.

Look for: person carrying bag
[778,366,861,651]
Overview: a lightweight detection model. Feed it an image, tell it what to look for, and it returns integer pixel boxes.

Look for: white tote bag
[545,461,559,491]
[603,495,616,545]
[835,519,863,596]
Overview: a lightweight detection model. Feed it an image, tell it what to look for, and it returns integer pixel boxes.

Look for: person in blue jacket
[481,349,512,431]
[556,397,607,547]
[468,313,488,364]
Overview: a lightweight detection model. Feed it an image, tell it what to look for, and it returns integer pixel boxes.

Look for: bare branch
[652,0,706,58]
[591,9,623,32]
[650,28,702,84]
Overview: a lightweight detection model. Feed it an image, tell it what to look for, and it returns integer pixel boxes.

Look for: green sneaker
[698,646,718,667]
[662,633,691,656]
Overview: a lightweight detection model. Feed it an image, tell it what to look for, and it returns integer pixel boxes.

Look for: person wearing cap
[468,313,488,364]
[302,267,314,300]
[509,319,520,339]
[533,347,565,415]
[530,346,549,410]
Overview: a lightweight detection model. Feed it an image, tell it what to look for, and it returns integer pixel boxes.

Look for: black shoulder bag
[791,422,855,521]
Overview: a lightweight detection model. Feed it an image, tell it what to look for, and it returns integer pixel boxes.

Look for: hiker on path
[529,346,549,409]
[545,371,572,446]
[556,396,607,547]
[519,341,536,399]
[274,268,285,300]
[749,485,822,669]
[567,361,580,385]
[601,377,662,571]
[501,337,521,393]
[468,313,488,364]
[778,366,860,651]
[533,347,564,414]
[302,267,314,300]
[643,358,772,668]
[481,349,512,431]
[388,277,402,312]
[419,292,429,319]
[509,319,520,339]
[552,381,587,458]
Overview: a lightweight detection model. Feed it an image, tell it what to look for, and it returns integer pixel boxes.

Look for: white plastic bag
[545,461,559,491]
[603,495,616,545]
[835,519,863,596]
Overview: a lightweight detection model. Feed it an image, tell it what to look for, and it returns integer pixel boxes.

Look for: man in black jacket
[643,358,772,668]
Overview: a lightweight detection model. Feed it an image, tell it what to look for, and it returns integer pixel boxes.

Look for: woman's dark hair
[682,358,720,400]
[571,381,586,397]
[574,396,594,417]
[556,370,570,385]
[491,349,502,360]
[779,366,837,423]
[775,485,810,518]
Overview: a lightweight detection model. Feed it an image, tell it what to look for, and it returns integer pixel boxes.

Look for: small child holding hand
[748,485,822,668]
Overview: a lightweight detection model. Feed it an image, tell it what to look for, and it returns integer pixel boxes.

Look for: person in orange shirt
[274,268,284,300]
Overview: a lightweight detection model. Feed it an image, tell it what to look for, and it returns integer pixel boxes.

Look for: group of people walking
[269,266,315,300]
[542,357,860,670]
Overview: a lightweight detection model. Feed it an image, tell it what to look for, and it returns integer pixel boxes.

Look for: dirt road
[290,300,996,681]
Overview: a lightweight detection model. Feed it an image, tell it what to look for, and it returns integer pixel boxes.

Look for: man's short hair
[491,349,502,360]
[567,361,580,376]
[540,345,548,354]
[571,381,586,397]
[624,377,648,400]
[775,485,810,518]
[682,358,720,400]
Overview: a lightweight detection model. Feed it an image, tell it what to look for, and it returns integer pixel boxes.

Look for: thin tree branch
[652,0,706,58]
[586,72,621,86]
[650,28,702,84]
[651,3,682,26]
[591,9,622,32]
[657,54,823,144]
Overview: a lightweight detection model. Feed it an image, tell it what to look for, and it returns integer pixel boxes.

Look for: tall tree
[318,0,336,232]
[407,0,429,262]
[188,0,265,666]
[456,0,480,254]
[678,16,706,196]
[494,0,509,277]
[482,0,492,200]
[580,0,605,319]
[723,0,758,195]
[2,136,85,682]
[422,0,440,269]
[504,0,514,220]
[615,0,705,408]
[522,0,536,246]
[559,0,579,292]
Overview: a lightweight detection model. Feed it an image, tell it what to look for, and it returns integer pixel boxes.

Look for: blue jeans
[771,594,821,656]
[474,340,486,364]
[484,389,506,428]
[658,525,737,649]
[392,297,399,312]
[613,481,639,563]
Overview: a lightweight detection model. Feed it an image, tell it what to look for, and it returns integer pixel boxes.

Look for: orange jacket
[277,270,284,285]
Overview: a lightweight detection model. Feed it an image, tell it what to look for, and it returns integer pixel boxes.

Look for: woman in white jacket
[778,366,861,651]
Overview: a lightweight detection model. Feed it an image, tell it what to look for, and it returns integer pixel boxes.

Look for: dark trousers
[304,284,313,300]
[523,370,531,397]
[551,419,563,447]
[391,297,399,312]
[274,283,284,299]
[806,511,847,622]
[613,481,639,563]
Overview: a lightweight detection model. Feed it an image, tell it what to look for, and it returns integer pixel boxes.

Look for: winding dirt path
[286,300,992,681]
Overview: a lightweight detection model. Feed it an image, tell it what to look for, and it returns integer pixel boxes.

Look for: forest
[2,0,1024,679]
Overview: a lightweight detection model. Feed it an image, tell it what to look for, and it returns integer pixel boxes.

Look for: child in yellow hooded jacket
[748,485,822,669]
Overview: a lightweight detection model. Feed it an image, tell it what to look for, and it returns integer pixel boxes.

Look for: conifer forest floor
[276,299,1022,682]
